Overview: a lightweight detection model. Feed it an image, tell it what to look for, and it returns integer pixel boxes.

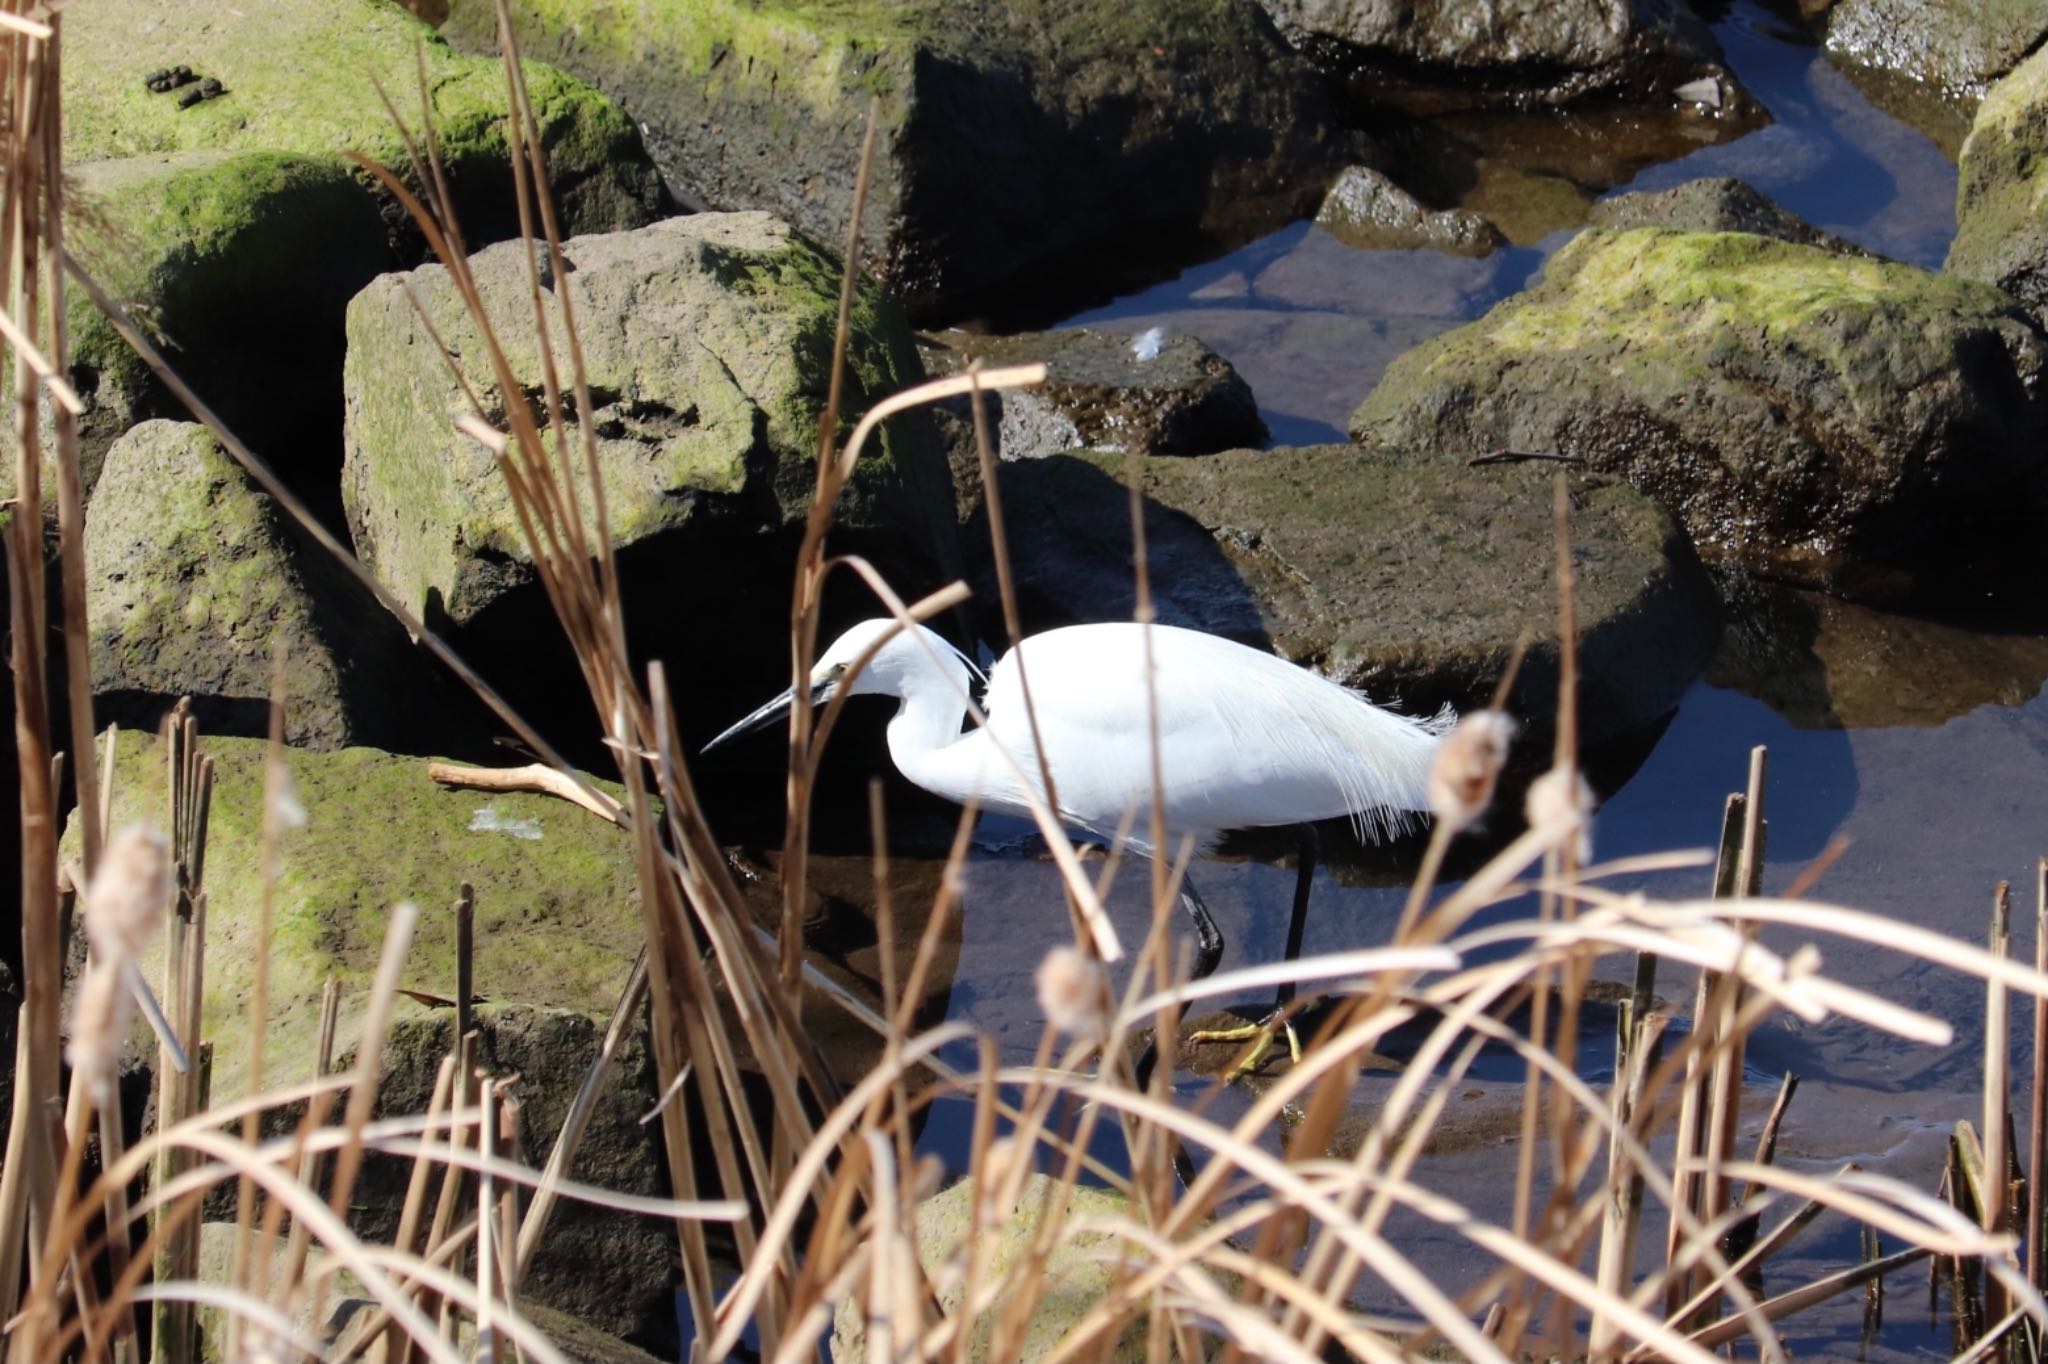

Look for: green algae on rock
[86,421,421,750]
[974,446,1718,746]
[343,211,956,630]
[1949,44,2048,317]
[439,0,1339,316]
[64,0,662,239]
[1353,228,2048,595]
[1587,177,1868,256]
[77,729,645,1109]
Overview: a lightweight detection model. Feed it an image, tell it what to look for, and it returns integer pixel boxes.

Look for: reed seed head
[1427,710,1517,835]
[83,823,172,961]
[66,960,128,1102]
[1525,765,1595,862]
[1036,944,1110,1045]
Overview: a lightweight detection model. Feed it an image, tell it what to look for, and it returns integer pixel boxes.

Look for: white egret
[706,618,1452,1064]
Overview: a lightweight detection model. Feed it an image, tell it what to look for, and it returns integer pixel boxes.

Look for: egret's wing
[984,624,1448,843]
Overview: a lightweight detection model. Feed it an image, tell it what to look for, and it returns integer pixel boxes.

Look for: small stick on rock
[427,761,625,827]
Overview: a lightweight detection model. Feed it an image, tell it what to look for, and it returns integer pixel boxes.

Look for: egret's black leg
[1183,874,1225,982]
[1275,824,1319,1011]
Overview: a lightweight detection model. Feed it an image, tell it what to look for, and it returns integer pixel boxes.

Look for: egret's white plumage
[793,619,1449,851]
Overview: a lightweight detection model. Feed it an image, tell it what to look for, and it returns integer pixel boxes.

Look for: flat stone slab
[973,446,1720,745]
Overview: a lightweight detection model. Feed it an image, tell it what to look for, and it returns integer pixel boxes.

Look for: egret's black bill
[702,681,831,753]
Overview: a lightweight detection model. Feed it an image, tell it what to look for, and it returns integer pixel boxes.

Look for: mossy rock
[85,420,423,750]
[973,446,1719,746]
[1587,177,1866,257]
[76,728,645,1106]
[1826,0,2048,95]
[342,211,956,631]
[1950,45,2048,317]
[1353,228,2048,596]
[64,0,662,239]
[16,0,664,513]
[830,1173,1156,1363]
[440,0,1339,317]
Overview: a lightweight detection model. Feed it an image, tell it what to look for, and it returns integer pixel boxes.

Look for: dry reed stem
[427,761,626,825]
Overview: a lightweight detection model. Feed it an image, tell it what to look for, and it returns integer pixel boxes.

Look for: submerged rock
[1826,0,2048,95]
[1314,165,1506,256]
[440,0,1340,317]
[85,421,422,750]
[343,212,956,633]
[1353,229,2048,596]
[1950,47,2048,318]
[921,328,1265,507]
[1258,0,1747,110]
[973,447,1718,745]
[1589,177,1867,255]
[33,0,661,510]
[1707,575,2048,729]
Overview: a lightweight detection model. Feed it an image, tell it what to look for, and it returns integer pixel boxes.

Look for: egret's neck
[884,655,973,791]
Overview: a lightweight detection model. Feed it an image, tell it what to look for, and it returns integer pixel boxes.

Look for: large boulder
[1949,47,2048,317]
[85,420,424,750]
[973,447,1719,745]
[1826,0,2048,95]
[1352,229,2048,595]
[1255,0,1746,110]
[33,0,662,510]
[342,212,957,641]
[439,0,1341,317]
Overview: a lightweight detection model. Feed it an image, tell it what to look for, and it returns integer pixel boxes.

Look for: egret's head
[703,619,982,753]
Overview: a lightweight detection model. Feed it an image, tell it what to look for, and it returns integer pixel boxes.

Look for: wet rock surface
[86,421,424,750]
[1314,164,1506,255]
[442,0,1341,320]
[1259,0,1748,111]
[1588,176,1868,255]
[342,212,955,637]
[1353,228,2048,596]
[1825,0,2048,96]
[972,446,1719,745]
[1949,46,2048,319]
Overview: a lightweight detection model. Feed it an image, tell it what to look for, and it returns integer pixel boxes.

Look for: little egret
[706,619,1451,1062]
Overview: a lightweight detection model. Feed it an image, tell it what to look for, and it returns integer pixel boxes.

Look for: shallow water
[901,3,2048,1352]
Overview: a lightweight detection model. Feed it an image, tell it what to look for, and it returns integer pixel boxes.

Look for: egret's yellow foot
[1188,1012,1302,1079]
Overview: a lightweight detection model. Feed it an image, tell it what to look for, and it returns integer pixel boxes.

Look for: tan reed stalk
[227,647,292,1359]
[1990,881,2017,1354]
[2034,858,2048,1302]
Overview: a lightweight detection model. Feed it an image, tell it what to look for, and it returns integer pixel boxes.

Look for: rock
[1589,177,1867,255]
[972,447,1718,745]
[1352,229,2048,596]
[31,0,662,511]
[342,212,956,634]
[830,1173,1151,1363]
[363,1006,676,1348]
[919,328,1266,511]
[195,1220,670,1362]
[85,420,423,750]
[1314,165,1506,256]
[1950,47,2048,318]
[1706,574,2048,729]
[1257,0,1747,110]
[440,0,1340,317]
[64,0,662,239]
[1826,0,2048,95]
